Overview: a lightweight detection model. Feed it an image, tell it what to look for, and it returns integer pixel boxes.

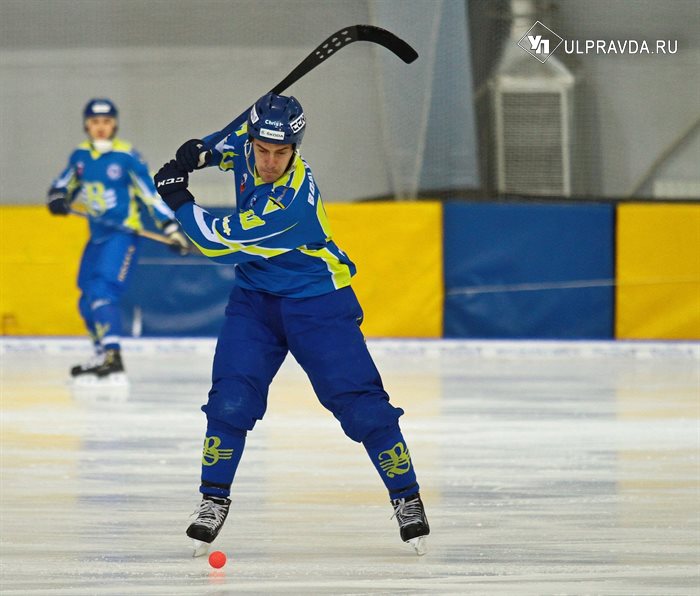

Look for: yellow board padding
[616,203,700,339]
[0,206,87,335]
[1,202,443,338]
[325,202,443,338]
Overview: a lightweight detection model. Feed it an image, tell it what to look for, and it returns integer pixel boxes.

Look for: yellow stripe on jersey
[298,246,352,289]
[262,196,284,215]
[123,192,143,231]
[111,139,133,152]
[193,225,297,260]
[192,240,288,260]
[237,244,290,259]
[316,196,332,238]
[189,239,240,258]
[78,139,102,160]
[78,138,133,159]
[272,156,306,193]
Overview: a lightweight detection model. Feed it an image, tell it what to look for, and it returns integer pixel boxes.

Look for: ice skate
[70,353,104,377]
[186,495,231,557]
[71,349,128,386]
[391,492,430,556]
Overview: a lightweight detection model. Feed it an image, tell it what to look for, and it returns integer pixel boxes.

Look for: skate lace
[191,499,227,530]
[391,498,423,528]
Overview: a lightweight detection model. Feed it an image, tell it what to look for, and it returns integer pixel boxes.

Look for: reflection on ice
[1,338,698,595]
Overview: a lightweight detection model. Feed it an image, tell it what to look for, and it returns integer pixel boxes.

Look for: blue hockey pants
[203,285,404,443]
[77,233,138,350]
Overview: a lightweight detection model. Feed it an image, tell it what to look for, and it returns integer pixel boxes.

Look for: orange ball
[208,550,227,569]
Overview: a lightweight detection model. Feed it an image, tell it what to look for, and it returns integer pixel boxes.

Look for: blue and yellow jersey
[50,138,175,242]
[173,123,356,298]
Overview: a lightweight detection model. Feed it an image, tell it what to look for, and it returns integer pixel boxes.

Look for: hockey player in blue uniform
[48,98,188,381]
[154,93,430,556]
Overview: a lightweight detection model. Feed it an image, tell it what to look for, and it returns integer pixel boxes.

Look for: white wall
[0,0,480,205]
[556,0,700,197]
[0,45,391,205]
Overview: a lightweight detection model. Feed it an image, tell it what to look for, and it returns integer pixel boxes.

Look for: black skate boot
[93,349,124,377]
[70,353,104,377]
[186,495,231,557]
[391,492,430,555]
[71,349,126,384]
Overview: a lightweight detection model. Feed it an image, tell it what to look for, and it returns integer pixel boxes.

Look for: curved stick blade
[357,25,419,63]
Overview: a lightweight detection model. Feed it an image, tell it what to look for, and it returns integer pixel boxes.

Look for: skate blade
[191,539,210,557]
[407,536,428,556]
[72,373,129,387]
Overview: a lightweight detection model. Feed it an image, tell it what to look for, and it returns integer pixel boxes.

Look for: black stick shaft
[202,25,417,151]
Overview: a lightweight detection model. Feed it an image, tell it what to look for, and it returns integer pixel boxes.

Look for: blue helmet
[247,93,306,146]
[83,98,118,120]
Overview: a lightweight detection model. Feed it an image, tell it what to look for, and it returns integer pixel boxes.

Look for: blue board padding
[120,208,232,337]
[443,201,614,339]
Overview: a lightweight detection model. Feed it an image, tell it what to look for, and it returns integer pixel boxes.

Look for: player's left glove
[163,220,190,256]
[154,160,195,212]
[175,139,212,172]
[47,189,70,216]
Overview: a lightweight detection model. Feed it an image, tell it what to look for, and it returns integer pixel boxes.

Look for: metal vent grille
[496,90,570,196]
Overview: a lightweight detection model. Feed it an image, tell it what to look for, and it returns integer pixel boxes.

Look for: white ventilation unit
[490,1,575,196]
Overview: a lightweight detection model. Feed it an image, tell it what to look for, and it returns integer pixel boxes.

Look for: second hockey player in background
[47,98,188,383]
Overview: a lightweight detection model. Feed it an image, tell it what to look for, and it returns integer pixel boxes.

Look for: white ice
[1,338,698,595]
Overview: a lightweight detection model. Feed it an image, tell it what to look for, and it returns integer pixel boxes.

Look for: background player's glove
[163,220,190,256]
[154,160,195,211]
[47,190,70,216]
[175,139,212,172]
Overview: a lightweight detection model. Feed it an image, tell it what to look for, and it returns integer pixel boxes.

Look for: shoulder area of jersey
[221,122,249,148]
[76,138,134,154]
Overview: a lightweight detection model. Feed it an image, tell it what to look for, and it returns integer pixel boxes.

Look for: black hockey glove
[47,190,70,215]
[154,160,195,212]
[175,139,212,172]
[163,220,190,256]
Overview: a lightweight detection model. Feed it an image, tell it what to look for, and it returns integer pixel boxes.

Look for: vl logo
[518,21,563,63]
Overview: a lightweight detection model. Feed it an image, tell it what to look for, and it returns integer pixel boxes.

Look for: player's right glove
[163,220,190,256]
[175,139,212,172]
[47,189,70,216]
[154,160,195,212]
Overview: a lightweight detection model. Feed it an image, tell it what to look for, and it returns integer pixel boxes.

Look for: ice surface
[1,338,698,595]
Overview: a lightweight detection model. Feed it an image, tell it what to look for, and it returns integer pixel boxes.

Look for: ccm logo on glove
[154,160,194,211]
[157,176,186,188]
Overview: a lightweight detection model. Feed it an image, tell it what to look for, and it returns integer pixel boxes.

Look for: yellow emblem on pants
[94,322,110,341]
[202,436,234,466]
[378,442,412,478]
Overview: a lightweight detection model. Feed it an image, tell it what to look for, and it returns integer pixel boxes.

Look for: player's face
[85,116,117,141]
[252,139,294,183]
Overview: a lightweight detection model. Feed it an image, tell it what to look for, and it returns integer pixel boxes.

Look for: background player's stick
[199,25,418,159]
[69,209,199,254]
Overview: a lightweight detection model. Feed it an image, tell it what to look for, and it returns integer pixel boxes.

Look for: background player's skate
[71,348,128,387]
